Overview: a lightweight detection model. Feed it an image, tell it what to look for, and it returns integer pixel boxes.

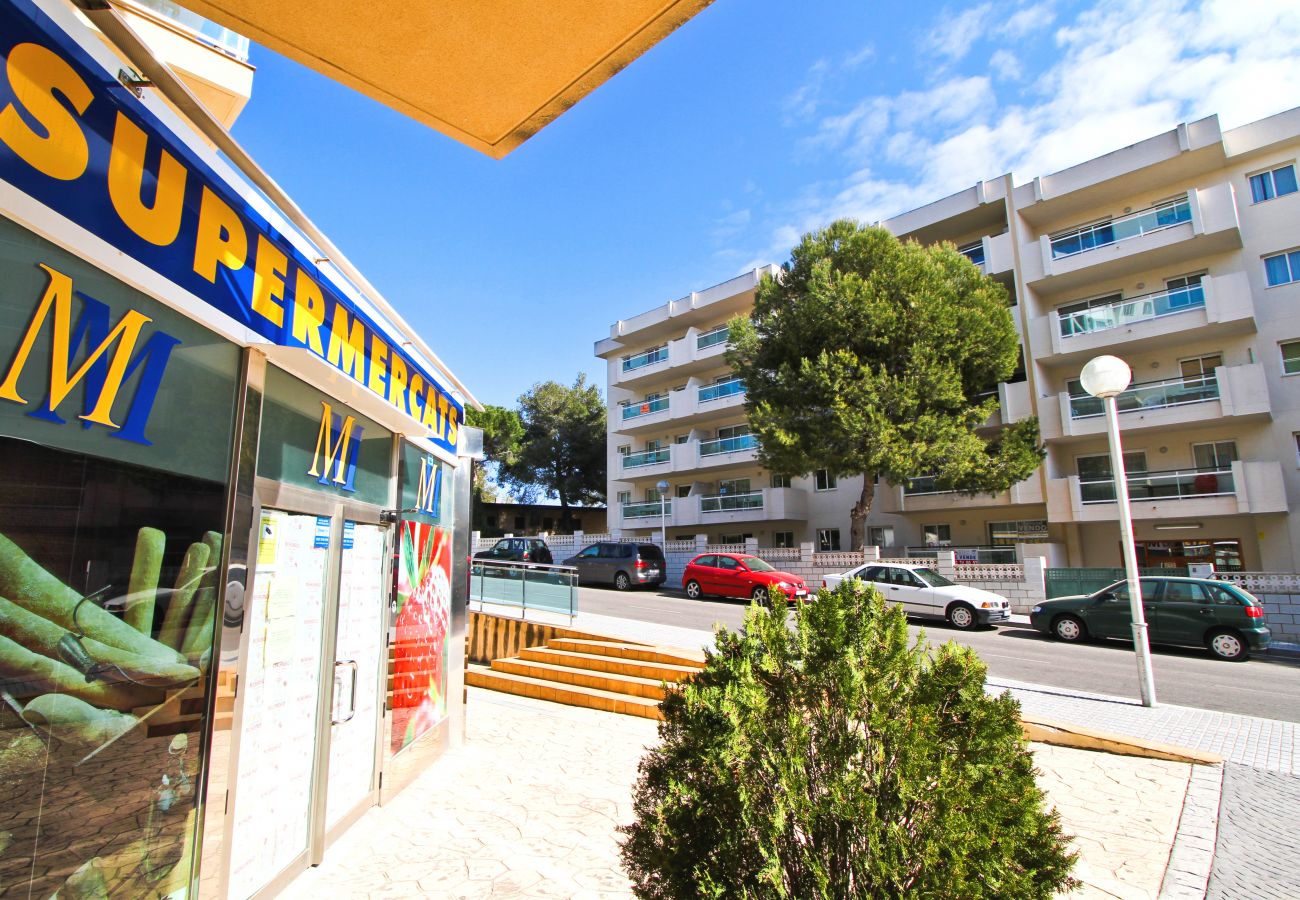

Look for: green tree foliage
[727,219,1044,548]
[501,374,606,529]
[620,582,1077,899]
[465,404,524,503]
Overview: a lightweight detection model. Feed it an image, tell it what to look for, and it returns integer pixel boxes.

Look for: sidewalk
[284,688,1194,899]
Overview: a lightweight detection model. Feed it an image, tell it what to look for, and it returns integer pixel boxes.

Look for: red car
[682,553,810,604]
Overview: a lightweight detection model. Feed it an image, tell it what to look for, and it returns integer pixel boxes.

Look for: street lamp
[1080,355,1157,707]
[656,480,670,549]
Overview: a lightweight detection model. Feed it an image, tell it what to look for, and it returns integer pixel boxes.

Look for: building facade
[599,107,1300,573]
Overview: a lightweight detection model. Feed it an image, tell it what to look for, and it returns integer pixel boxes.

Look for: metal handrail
[1079,466,1234,504]
[701,491,764,512]
[697,326,730,350]
[1050,196,1191,259]
[1069,373,1218,419]
[621,396,669,420]
[1058,283,1205,337]
[622,346,668,372]
[622,500,668,518]
[623,448,670,468]
[698,378,745,402]
[468,559,578,621]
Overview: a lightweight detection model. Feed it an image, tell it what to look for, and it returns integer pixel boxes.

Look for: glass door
[325,520,388,831]
[227,510,330,899]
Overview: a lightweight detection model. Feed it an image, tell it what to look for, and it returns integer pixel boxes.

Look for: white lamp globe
[656,480,670,494]
[1080,355,1132,399]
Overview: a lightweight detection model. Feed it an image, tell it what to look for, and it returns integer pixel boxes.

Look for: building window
[987,520,1049,545]
[1281,341,1300,375]
[770,473,791,488]
[1179,354,1222,381]
[617,491,631,505]
[817,528,841,551]
[719,532,751,544]
[1265,249,1300,286]
[676,485,691,498]
[922,524,951,547]
[1057,292,1122,337]
[814,469,837,491]
[675,434,689,444]
[617,445,630,455]
[867,525,894,548]
[717,477,750,495]
[1249,163,1298,203]
[1295,433,1300,466]
[514,515,525,530]
[1192,441,1237,471]
[773,531,795,548]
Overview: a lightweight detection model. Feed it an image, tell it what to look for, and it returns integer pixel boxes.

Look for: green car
[1030,577,1271,661]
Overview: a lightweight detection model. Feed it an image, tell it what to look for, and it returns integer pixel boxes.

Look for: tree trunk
[849,475,876,551]
[557,493,571,535]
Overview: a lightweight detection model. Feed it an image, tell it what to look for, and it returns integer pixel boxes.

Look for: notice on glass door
[228,511,328,899]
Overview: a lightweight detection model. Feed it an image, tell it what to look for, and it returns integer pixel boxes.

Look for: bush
[619,581,1077,898]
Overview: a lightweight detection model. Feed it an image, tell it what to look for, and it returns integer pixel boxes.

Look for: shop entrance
[225,486,391,899]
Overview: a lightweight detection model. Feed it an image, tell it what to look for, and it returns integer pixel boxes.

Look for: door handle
[332,659,358,724]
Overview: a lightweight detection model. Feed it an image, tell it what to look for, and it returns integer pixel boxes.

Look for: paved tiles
[1206,764,1300,900]
[284,688,1193,899]
[988,677,1298,775]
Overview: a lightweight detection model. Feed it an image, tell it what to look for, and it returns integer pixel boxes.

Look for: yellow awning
[175,0,716,157]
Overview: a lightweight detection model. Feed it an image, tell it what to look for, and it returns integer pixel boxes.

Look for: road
[576,585,1300,723]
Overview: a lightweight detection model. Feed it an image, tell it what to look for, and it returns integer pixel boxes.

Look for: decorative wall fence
[471,533,1300,644]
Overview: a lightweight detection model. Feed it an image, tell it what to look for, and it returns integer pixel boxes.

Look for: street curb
[1022,716,1224,765]
[1159,762,1223,898]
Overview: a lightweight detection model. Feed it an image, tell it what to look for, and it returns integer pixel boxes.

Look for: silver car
[564,542,666,591]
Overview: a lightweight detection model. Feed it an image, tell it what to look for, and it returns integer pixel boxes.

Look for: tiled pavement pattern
[1206,764,1300,900]
[987,677,1298,775]
[284,688,1192,899]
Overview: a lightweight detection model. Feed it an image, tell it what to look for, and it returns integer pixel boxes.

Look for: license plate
[795,589,807,597]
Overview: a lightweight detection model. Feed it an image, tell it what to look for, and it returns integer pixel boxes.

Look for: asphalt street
[576,585,1300,723]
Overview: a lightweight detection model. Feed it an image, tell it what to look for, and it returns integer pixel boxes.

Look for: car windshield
[915,568,955,587]
[743,557,776,572]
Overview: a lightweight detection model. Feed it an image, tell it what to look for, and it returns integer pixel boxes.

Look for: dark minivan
[473,537,553,565]
[564,542,666,590]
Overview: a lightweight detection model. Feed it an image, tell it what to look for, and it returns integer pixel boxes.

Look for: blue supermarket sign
[0,0,461,453]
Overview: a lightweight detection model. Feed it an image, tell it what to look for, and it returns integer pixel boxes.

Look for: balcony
[986,380,1032,428]
[699,378,745,403]
[1028,271,1255,364]
[621,345,668,374]
[1046,460,1288,523]
[619,395,670,424]
[697,325,730,351]
[1022,182,1242,295]
[1039,364,1270,441]
[617,487,807,530]
[877,473,1045,513]
[622,448,670,470]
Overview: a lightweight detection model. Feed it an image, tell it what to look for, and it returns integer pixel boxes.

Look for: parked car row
[473,538,1273,660]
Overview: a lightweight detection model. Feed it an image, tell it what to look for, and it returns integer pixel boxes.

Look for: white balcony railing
[1058,283,1205,338]
[622,500,669,519]
[697,325,730,350]
[1050,197,1191,260]
[1079,467,1233,504]
[1068,374,1218,419]
[620,396,669,421]
[621,346,668,373]
[701,491,764,512]
[699,434,758,456]
[622,449,670,469]
[699,378,745,403]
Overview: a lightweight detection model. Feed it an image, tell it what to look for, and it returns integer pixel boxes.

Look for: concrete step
[490,657,673,700]
[546,638,706,669]
[466,664,662,719]
[518,646,699,683]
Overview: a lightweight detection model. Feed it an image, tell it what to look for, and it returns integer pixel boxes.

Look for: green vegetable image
[0,534,182,663]
[157,542,211,651]
[21,693,139,752]
[181,533,222,662]
[0,634,157,712]
[0,597,199,687]
[124,528,165,635]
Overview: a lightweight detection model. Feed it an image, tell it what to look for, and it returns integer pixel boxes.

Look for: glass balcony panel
[1069,375,1218,419]
[701,492,765,512]
[697,327,730,350]
[699,434,758,456]
[621,396,669,420]
[904,475,949,495]
[622,500,669,518]
[622,448,671,468]
[698,379,745,403]
[622,346,668,372]
[1051,197,1190,259]
[1079,468,1234,504]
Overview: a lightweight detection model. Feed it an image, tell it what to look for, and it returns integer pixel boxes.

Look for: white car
[822,562,1011,630]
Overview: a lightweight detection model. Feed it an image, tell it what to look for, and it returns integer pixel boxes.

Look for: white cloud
[989,49,1022,81]
[752,0,1300,261]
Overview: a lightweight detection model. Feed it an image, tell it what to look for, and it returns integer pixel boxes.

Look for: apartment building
[597,106,1300,573]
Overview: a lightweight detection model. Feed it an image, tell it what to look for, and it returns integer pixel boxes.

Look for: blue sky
[230,0,1299,410]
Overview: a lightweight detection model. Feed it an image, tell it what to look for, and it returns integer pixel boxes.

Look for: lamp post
[1080,355,1158,707]
[656,480,670,549]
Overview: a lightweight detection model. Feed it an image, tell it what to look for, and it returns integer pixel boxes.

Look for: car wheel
[946,602,976,630]
[1052,614,1087,643]
[614,572,631,592]
[751,586,770,607]
[685,580,703,600]
[1207,628,1248,662]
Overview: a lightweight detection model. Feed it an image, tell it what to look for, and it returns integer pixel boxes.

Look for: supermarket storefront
[0,1,470,897]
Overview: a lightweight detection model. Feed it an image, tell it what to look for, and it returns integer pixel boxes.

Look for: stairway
[466,637,706,719]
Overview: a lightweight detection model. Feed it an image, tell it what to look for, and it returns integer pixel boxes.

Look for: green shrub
[620,581,1077,898]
